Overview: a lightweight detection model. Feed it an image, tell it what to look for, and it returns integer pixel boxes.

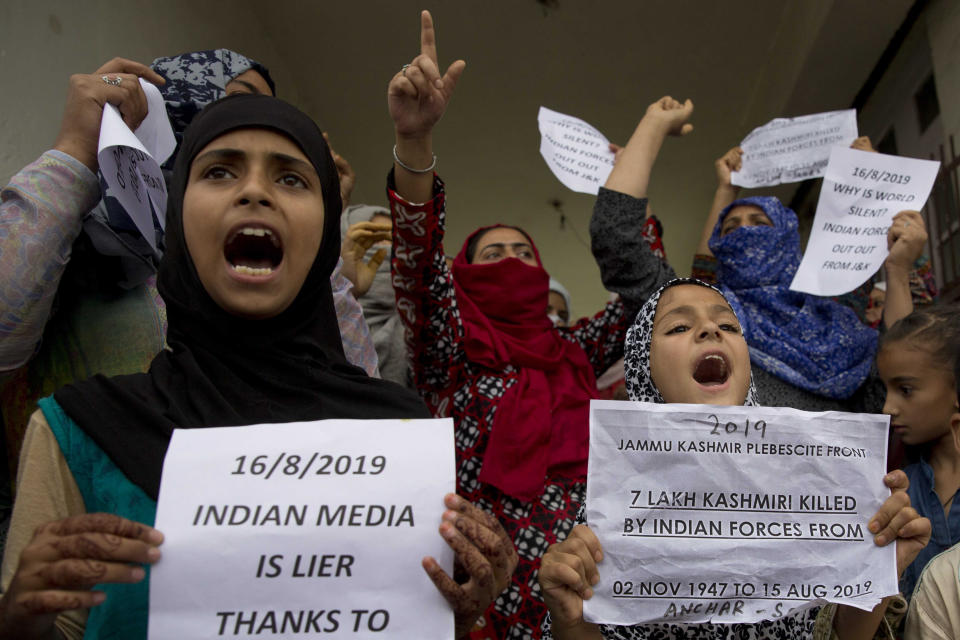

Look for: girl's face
[183,128,325,319]
[877,341,959,447]
[649,285,751,405]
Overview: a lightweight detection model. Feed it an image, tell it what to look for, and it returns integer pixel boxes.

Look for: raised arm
[387,10,465,205]
[882,210,928,329]
[590,97,685,321]
[0,59,163,374]
[387,12,467,396]
[697,147,742,256]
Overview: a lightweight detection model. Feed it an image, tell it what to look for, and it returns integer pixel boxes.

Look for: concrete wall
[927,0,960,146]
[0,0,297,182]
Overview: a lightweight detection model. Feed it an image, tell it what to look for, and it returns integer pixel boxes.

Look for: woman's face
[183,128,325,319]
[225,69,273,96]
[473,227,538,267]
[719,205,773,237]
[649,285,751,405]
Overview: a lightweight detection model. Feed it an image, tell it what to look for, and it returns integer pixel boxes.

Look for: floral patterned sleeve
[387,171,464,398]
[0,151,100,372]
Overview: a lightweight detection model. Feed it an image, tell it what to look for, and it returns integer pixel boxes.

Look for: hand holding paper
[868,471,930,576]
[53,58,165,171]
[539,524,603,632]
[715,147,744,188]
[885,210,928,274]
[423,493,519,638]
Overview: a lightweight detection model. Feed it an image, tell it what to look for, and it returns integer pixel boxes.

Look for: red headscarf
[452,225,598,500]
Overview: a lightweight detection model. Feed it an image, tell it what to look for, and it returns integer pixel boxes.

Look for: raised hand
[715,147,743,188]
[0,513,163,640]
[388,10,466,141]
[53,58,166,171]
[539,524,603,633]
[885,210,928,273]
[867,470,931,578]
[422,494,517,638]
[643,96,694,137]
[340,220,392,296]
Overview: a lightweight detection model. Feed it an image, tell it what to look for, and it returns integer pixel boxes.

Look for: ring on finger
[401,64,411,78]
[101,75,122,87]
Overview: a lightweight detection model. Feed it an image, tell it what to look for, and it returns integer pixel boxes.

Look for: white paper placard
[790,147,941,296]
[149,418,455,639]
[731,110,858,188]
[584,400,894,626]
[538,106,615,195]
[97,78,176,251]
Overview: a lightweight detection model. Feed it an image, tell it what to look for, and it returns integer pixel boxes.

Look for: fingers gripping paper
[584,401,895,626]
[97,78,176,252]
[149,419,455,639]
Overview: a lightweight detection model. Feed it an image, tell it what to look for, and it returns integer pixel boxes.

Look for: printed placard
[149,418,455,639]
[790,147,940,296]
[584,401,894,626]
[538,106,615,195]
[731,110,858,188]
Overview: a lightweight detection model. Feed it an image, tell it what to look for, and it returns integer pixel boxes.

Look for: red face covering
[452,225,597,500]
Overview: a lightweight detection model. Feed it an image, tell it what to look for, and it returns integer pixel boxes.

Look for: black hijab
[56,95,430,500]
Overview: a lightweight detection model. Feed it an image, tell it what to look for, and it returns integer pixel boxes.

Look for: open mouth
[692,353,730,386]
[224,226,283,276]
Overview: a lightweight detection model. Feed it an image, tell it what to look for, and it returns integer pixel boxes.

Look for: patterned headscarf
[708,197,877,399]
[151,49,276,162]
[624,278,758,406]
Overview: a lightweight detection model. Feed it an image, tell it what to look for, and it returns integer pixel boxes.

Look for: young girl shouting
[539,279,931,640]
[877,305,960,600]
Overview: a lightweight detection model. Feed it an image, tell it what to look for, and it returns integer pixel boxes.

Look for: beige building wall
[0,0,298,183]
[927,0,960,145]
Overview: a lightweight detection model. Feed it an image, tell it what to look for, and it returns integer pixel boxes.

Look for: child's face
[183,128,325,319]
[649,285,751,405]
[877,341,958,447]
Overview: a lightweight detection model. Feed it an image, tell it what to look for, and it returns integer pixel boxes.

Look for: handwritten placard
[149,418,455,639]
[97,78,176,251]
[584,400,894,626]
[538,106,615,195]
[732,110,858,188]
[790,147,940,296]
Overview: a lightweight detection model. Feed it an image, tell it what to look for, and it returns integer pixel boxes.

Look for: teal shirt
[39,397,156,640]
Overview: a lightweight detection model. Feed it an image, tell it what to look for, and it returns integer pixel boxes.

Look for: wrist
[53,138,98,172]
[635,117,671,139]
[884,261,911,281]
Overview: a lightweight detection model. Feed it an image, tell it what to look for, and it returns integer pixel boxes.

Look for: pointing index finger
[420,10,439,65]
